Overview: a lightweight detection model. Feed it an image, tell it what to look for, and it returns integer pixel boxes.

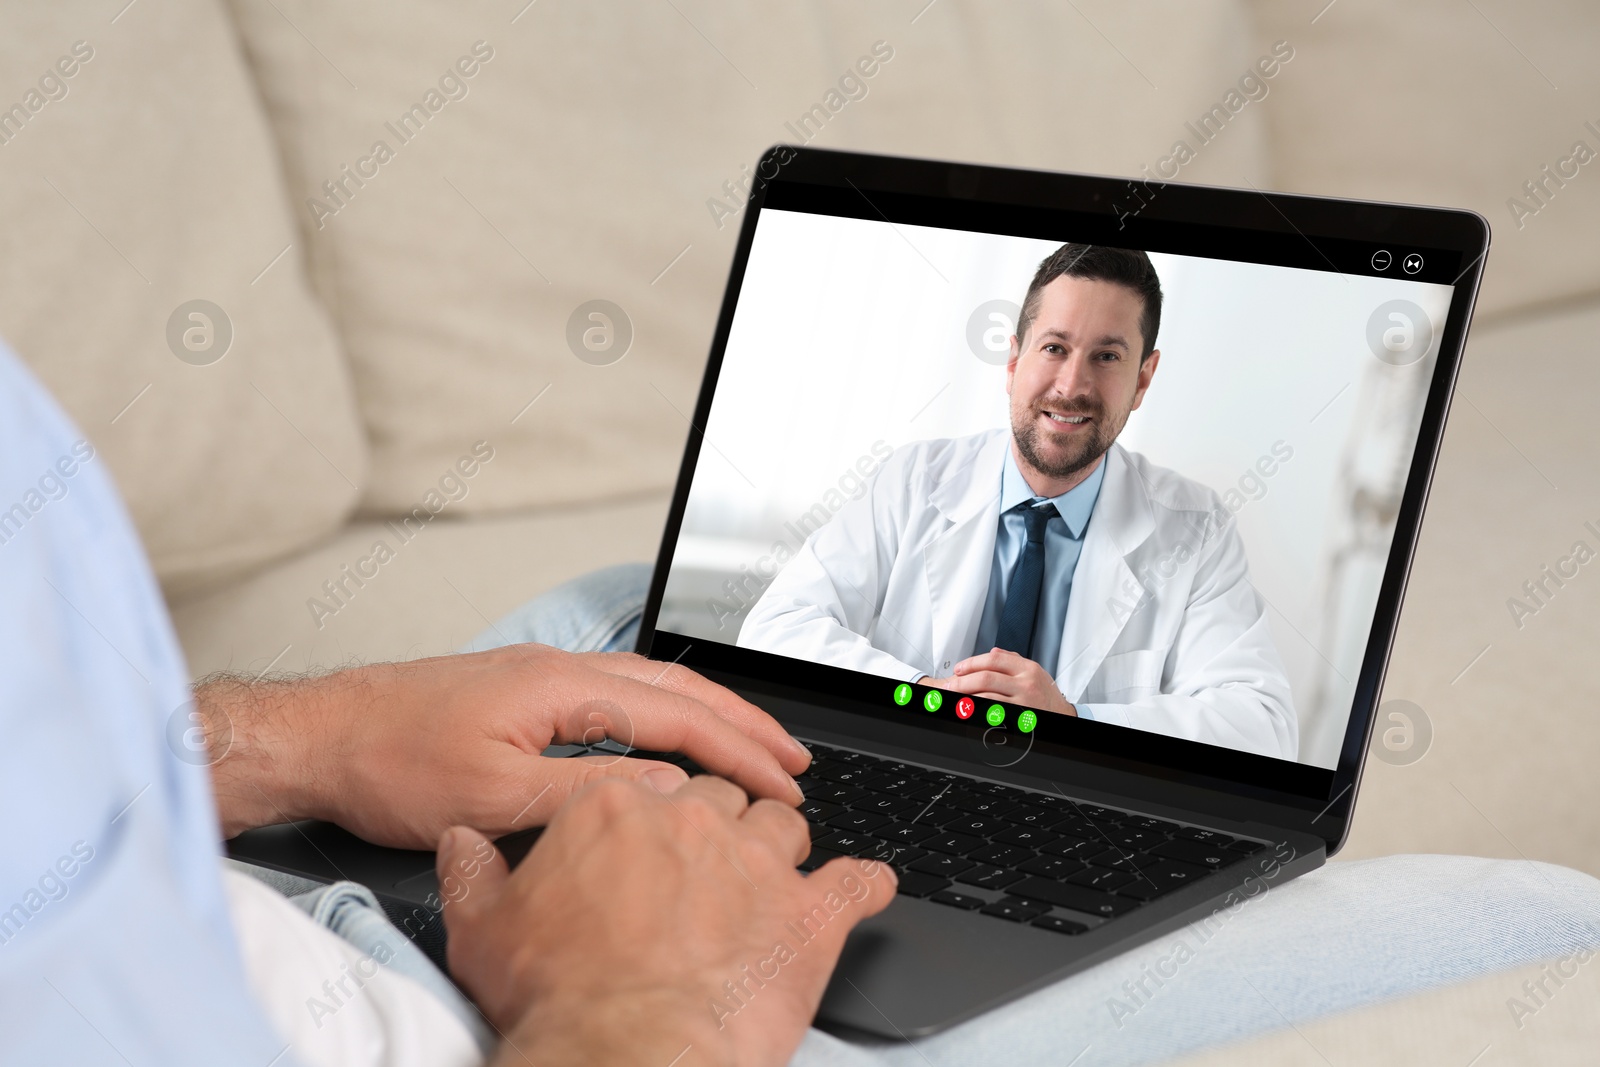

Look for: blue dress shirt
[972,448,1106,695]
[0,345,295,1064]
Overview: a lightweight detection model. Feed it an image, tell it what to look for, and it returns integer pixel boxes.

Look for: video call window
[658,208,1454,771]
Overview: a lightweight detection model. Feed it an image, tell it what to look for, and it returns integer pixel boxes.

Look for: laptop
[231,146,1488,1039]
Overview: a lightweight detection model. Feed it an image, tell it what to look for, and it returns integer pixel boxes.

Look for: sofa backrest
[1250,0,1600,319]
[225,0,1268,519]
[0,0,366,595]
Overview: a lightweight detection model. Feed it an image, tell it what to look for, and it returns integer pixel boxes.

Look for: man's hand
[197,645,813,848]
[925,648,1077,716]
[438,775,896,1067]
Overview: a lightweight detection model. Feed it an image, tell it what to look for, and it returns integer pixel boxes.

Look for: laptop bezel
[636,145,1489,855]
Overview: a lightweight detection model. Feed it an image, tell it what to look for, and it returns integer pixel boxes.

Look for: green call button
[1018,709,1038,733]
[923,690,943,712]
[893,683,913,706]
[985,704,1006,727]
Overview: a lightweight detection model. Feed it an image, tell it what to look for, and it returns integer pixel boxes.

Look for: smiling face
[1005,274,1160,495]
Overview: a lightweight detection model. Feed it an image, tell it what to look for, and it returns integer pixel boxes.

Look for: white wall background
[661,209,1455,768]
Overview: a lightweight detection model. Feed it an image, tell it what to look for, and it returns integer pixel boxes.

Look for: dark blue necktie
[994,501,1057,661]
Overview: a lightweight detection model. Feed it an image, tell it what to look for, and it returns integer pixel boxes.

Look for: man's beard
[1011,395,1120,480]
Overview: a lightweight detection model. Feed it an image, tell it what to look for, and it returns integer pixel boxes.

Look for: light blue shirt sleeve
[972,449,1105,718]
[0,345,296,1065]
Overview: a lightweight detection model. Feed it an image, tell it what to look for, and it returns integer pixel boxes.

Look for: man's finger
[574,651,812,774]
[552,674,805,806]
[796,857,898,959]
[739,797,812,865]
[669,774,752,823]
[954,650,1024,675]
[436,825,509,925]
[484,753,690,830]
[941,670,1021,699]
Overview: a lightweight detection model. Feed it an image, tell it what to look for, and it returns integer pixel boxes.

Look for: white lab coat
[738,429,1298,759]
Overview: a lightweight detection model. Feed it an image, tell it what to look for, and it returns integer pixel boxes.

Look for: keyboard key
[870,843,928,868]
[980,898,1047,922]
[1008,877,1140,918]
[1032,914,1090,935]
[894,871,951,898]
[951,794,1021,816]
[1055,827,1105,850]
[854,793,919,818]
[813,831,881,855]
[878,821,939,846]
[1041,837,1103,861]
[1126,816,1182,834]
[799,845,844,872]
[929,890,986,910]
[954,865,1025,892]
[1077,805,1130,825]
[799,798,845,823]
[1089,850,1150,873]
[806,782,868,806]
[1105,830,1166,851]
[859,773,939,800]
[1113,879,1167,902]
[1137,858,1211,889]
[908,853,976,879]
[922,830,985,856]
[813,761,874,785]
[1226,838,1268,855]
[1110,859,1210,900]
[1017,854,1087,880]
[1152,838,1236,869]
[942,814,1010,837]
[826,810,893,834]
[915,804,968,827]
[1175,827,1238,847]
[993,825,1061,849]
[1003,805,1058,827]
[1067,867,1133,892]
[970,843,1033,869]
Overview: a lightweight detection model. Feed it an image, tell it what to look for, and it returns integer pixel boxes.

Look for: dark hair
[1016,243,1163,360]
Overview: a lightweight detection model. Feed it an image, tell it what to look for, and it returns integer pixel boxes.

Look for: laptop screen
[646,154,1477,806]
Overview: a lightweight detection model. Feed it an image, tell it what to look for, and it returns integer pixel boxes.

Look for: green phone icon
[985,704,1006,727]
[893,683,913,706]
[1018,709,1038,733]
[923,690,943,712]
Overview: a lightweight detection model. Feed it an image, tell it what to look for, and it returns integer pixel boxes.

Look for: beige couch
[4,0,1599,1060]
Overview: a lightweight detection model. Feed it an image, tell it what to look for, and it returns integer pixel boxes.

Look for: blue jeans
[472,565,1600,1067]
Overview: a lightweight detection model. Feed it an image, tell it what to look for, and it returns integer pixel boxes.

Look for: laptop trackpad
[816,895,1082,1039]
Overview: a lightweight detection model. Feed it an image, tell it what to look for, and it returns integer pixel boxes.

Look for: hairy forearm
[193,671,362,838]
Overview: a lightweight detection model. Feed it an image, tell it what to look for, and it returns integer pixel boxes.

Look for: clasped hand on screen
[924,647,1078,717]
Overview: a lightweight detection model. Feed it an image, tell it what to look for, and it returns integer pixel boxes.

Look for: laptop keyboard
[794,741,1270,935]
[577,738,1271,936]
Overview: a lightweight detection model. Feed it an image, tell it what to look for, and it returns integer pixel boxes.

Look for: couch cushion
[1250,0,1600,318]
[168,493,669,678]
[0,0,366,596]
[224,0,1265,517]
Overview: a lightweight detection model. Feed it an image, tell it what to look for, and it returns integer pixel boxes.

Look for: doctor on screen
[738,243,1297,760]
